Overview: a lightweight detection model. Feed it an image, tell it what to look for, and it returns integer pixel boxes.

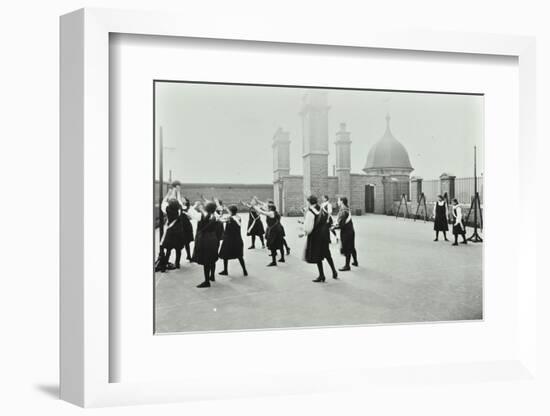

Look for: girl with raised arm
[243,198,265,249]
[174,191,195,262]
[192,201,222,288]
[213,198,226,242]
[159,187,186,270]
[256,198,290,256]
[332,197,358,271]
[301,195,338,282]
[255,200,285,266]
[218,205,248,277]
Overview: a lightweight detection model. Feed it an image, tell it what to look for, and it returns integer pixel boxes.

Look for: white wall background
[0,1,548,415]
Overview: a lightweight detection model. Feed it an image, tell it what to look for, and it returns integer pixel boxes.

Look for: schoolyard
[154,213,483,333]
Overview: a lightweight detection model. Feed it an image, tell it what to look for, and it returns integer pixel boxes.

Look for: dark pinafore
[247,207,265,236]
[337,209,355,255]
[433,202,449,232]
[161,201,185,251]
[265,212,284,251]
[305,206,331,263]
[192,213,220,265]
[219,216,244,260]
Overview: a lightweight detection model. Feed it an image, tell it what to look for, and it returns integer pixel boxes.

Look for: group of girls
[432,195,468,245]
[300,195,359,283]
[158,182,248,288]
[159,184,471,289]
[157,185,194,271]
[157,180,360,286]
[242,197,291,267]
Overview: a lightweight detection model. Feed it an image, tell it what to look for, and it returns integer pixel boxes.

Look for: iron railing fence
[422,179,440,202]
[415,177,483,204]
[455,176,484,205]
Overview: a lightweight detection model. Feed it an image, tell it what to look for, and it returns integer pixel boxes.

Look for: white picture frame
[60,7,538,407]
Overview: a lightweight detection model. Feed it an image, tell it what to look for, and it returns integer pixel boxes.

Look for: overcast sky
[155,82,484,184]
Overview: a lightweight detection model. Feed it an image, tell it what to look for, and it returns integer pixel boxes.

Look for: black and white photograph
[153,81,484,333]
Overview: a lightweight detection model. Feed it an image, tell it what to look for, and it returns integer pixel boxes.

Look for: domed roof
[363,115,413,172]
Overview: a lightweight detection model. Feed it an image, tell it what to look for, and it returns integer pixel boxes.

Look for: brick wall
[349,174,371,214]
[383,178,395,214]
[273,180,281,212]
[336,170,351,201]
[279,175,338,216]
[350,174,401,215]
[155,182,273,212]
[303,154,329,199]
[370,176,386,214]
[281,175,304,216]
[327,176,338,198]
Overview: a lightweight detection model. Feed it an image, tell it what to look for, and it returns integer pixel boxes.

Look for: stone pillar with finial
[440,173,456,201]
[272,127,291,181]
[300,90,329,202]
[272,127,291,213]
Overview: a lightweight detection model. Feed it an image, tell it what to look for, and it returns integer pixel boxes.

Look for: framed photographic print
[151,80,484,334]
[60,8,538,407]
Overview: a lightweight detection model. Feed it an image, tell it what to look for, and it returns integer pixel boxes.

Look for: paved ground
[154,214,483,333]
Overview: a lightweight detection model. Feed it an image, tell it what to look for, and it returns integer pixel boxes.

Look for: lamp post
[158,127,177,240]
[158,126,164,239]
[466,145,483,242]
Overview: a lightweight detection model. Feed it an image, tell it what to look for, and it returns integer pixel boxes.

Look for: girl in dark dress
[243,199,265,249]
[451,198,468,246]
[300,195,338,282]
[256,203,285,266]
[192,202,222,288]
[432,194,449,241]
[263,199,291,256]
[160,189,185,270]
[218,205,248,276]
[331,197,358,271]
[201,196,226,241]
